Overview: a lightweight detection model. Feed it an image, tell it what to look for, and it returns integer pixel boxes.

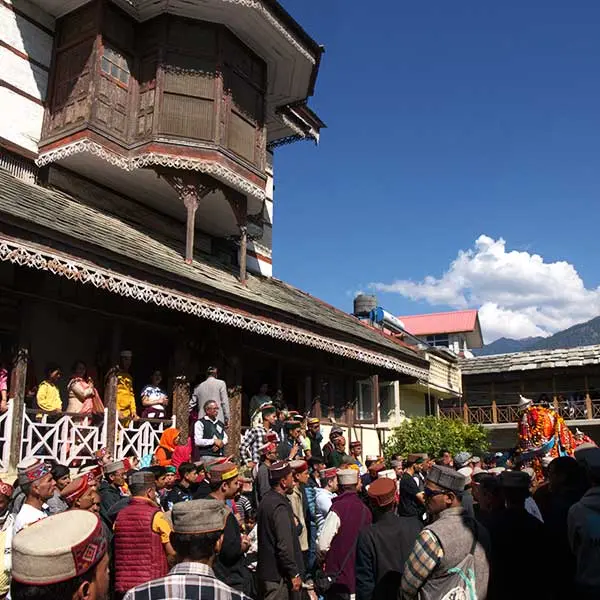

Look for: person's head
[170,499,228,566]
[478,475,503,513]
[349,441,362,457]
[269,461,295,495]
[309,456,325,477]
[119,350,132,371]
[291,460,310,486]
[406,454,425,473]
[285,421,301,441]
[76,489,101,514]
[206,366,218,379]
[334,435,346,451]
[423,465,465,517]
[147,465,168,491]
[0,480,13,514]
[71,360,87,379]
[499,470,532,508]
[367,476,397,515]
[104,461,126,487]
[440,450,453,467]
[261,405,277,426]
[18,460,56,502]
[336,468,359,493]
[307,418,320,437]
[11,510,109,600]
[259,383,269,395]
[150,370,162,386]
[44,363,61,384]
[165,466,177,489]
[548,456,582,492]
[128,471,157,502]
[391,459,403,477]
[453,452,473,472]
[204,400,219,420]
[179,462,198,485]
[207,463,240,500]
[51,463,71,491]
[321,467,338,492]
[125,453,140,470]
[258,442,278,464]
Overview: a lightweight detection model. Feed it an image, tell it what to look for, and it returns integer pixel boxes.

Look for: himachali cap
[454,452,473,468]
[172,499,229,535]
[268,461,291,482]
[60,476,92,506]
[365,455,379,463]
[350,441,362,448]
[407,454,425,464]
[104,460,125,474]
[290,460,308,473]
[336,468,359,485]
[369,461,385,475]
[17,458,50,486]
[427,465,466,494]
[368,477,396,507]
[259,442,277,456]
[308,418,320,425]
[329,426,343,439]
[322,467,337,479]
[129,470,155,487]
[499,470,531,489]
[284,420,301,430]
[261,403,277,415]
[165,466,177,475]
[377,469,397,480]
[208,463,239,483]
[12,510,107,585]
[457,467,472,487]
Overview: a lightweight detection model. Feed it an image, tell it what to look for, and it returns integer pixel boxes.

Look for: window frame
[99,41,131,89]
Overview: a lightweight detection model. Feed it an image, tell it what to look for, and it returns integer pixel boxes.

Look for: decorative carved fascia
[35,139,266,201]
[0,236,429,380]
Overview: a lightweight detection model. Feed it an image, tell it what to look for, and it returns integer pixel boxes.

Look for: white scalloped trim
[36,140,266,201]
[0,236,428,379]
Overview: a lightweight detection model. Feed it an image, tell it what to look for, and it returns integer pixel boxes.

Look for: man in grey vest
[401,465,490,600]
[193,400,228,460]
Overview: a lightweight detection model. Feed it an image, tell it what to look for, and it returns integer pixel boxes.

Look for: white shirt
[316,510,341,557]
[315,488,336,534]
[525,496,544,522]
[13,503,47,535]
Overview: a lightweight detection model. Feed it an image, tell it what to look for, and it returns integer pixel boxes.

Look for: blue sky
[274,1,600,343]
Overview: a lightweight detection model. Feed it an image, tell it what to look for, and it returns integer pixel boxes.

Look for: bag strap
[328,507,369,577]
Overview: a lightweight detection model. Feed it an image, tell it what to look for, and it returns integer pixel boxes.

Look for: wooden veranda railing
[439,398,600,425]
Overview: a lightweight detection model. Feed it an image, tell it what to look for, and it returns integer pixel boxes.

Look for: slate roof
[0,169,426,373]
[460,344,600,376]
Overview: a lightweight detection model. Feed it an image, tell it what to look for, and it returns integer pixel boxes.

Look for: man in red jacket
[113,470,176,599]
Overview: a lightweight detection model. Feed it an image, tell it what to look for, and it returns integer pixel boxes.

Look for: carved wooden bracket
[156,169,219,264]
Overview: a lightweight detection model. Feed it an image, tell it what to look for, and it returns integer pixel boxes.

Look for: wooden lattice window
[101,45,130,86]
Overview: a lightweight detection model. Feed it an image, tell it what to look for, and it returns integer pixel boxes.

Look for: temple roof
[0,169,427,378]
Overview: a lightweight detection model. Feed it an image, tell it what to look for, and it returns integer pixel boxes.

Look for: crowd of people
[2,364,600,599]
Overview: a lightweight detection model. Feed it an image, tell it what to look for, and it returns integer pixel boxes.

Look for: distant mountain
[475,315,600,356]
[474,337,544,356]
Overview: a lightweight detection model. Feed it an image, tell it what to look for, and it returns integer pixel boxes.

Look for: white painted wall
[0,0,54,154]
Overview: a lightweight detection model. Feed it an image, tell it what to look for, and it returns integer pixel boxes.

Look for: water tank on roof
[354,294,377,317]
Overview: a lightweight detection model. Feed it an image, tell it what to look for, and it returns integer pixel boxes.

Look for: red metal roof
[398,310,479,336]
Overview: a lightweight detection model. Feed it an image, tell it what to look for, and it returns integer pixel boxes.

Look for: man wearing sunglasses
[401,465,490,600]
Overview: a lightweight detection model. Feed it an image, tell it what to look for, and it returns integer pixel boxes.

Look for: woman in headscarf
[67,360,104,419]
[154,428,180,466]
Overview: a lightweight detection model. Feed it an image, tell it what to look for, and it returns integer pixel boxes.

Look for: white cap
[457,466,472,486]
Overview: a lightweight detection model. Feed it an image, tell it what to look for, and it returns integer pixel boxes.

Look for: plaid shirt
[240,426,279,465]
[123,562,252,600]
[401,528,444,598]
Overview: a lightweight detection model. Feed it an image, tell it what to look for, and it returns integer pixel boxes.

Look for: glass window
[379,382,395,423]
[426,334,449,348]
[101,44,130,86]
[356,379,374,421]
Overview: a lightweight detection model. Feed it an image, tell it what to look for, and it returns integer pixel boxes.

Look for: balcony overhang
[267,102,327,149]
[29,0,322,111]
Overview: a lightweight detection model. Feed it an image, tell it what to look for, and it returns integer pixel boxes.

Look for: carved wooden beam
[156,169,219,264]
[223,188,249,284]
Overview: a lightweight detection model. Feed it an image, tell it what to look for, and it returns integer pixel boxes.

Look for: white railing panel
[0,402,13,472]
[114,416,176,460]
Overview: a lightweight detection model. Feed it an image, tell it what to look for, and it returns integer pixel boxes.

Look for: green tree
[384,416,489,460]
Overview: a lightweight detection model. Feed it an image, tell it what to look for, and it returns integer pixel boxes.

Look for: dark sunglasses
[424,487,447,498]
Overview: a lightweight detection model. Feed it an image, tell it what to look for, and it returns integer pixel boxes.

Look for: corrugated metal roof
[459,345,600,376]
[399,310,479,336]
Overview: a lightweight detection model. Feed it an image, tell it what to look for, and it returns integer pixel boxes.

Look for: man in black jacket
[162,462,197,510]
[356,477,422,600]
[257,461,303,600]
[207,462,252,595]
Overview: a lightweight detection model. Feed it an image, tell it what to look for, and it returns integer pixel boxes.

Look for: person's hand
[291,576,302,592]
[241,535,251,552]
[214,438,224,449]
[289,443,299,459]
[224,418,229,428]
[133,414,140,421]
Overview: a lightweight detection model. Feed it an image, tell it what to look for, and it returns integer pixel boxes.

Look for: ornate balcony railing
[439,398,600,425]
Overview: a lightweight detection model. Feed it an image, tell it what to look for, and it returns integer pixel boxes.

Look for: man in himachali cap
[11,510,109,600]
[13,458,55,536]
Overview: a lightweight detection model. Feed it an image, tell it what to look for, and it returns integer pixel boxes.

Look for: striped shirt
[122,562,252,600]
[401,528,444,598]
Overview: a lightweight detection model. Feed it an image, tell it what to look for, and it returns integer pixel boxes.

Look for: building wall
[0,0,54,155]
[399,388,427,417]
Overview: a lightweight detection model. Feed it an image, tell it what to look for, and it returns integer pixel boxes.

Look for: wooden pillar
[312,374,322,419]
[156,169,218,264]
[304,374,312,415]
[492,400,498,424]
[225,355,243,459]
[371,374,379,423]
[105,368,118,457]
[224,189,249,285]
[9,348,28,470]
[586,392,593,420]
[173,376,190,442]
[463,401,469,424]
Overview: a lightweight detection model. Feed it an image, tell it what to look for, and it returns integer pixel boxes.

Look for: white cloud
[371,235,600,343]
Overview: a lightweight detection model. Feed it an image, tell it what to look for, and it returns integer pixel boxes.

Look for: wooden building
[0,0,461,465]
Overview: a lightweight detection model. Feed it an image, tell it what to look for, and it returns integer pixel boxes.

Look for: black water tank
[353,294,377,317]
